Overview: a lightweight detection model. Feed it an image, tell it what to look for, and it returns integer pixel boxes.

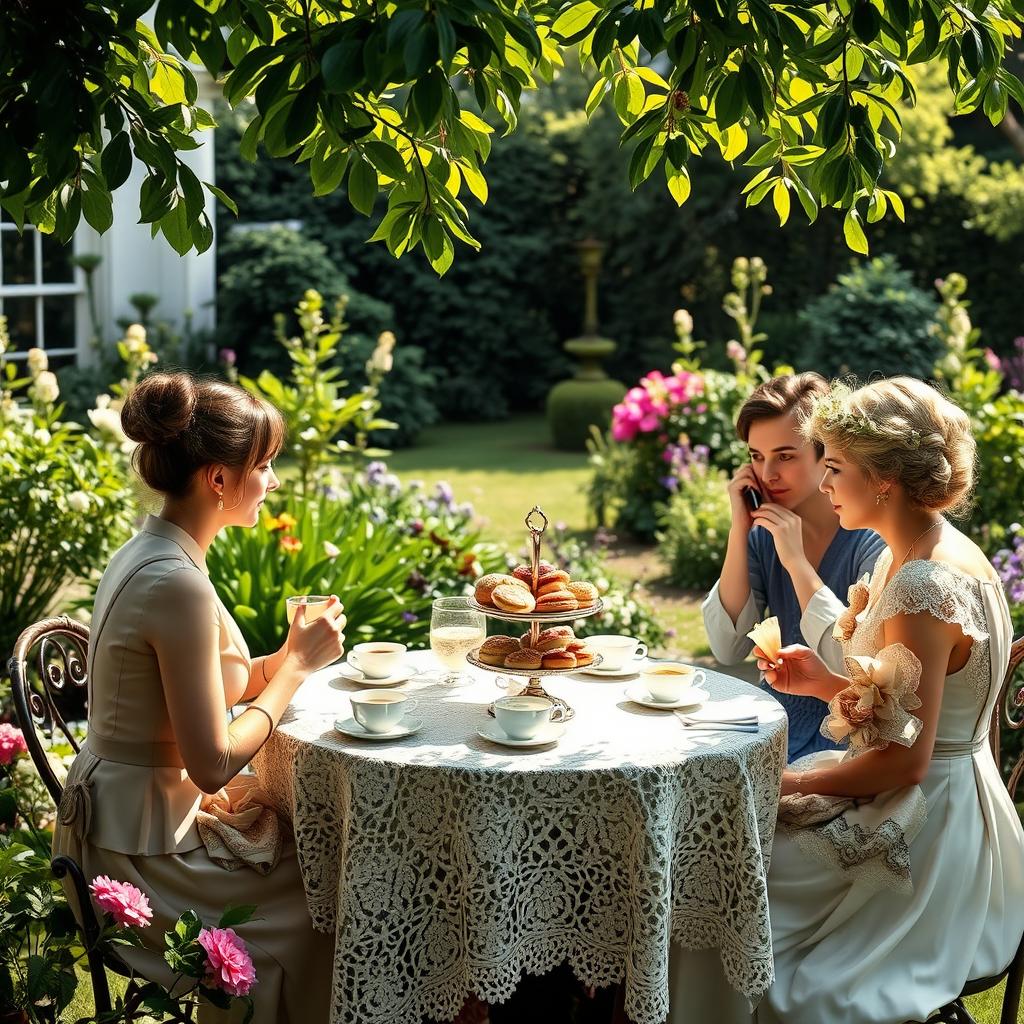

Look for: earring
[876,491,889,506]
[217,496,224,511]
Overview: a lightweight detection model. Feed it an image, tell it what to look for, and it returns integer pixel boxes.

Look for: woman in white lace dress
[751,377,1024,1024]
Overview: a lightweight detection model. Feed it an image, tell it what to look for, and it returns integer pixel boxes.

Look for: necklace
[900,519,943,566]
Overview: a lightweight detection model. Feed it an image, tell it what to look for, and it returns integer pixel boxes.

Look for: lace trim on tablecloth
[251,719,787,1024]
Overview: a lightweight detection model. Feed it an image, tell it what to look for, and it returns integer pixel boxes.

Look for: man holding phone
[701,373,885,759]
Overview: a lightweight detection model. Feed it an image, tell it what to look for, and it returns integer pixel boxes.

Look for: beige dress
[53,515,334,1023]
[757,553,1024,1024]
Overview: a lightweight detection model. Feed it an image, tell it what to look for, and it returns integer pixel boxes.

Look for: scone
[492,584,536,614]
[478,635,522,666]
[567,581,598,607]
[505,648,543,670]
[535,590,578,613]
[542,650,577,670]
[475,573,529,606]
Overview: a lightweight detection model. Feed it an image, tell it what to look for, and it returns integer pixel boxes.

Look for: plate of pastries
[468,627,602,674]
[470,563,602,619]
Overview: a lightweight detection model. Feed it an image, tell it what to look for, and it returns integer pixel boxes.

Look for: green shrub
[208,468,505,654]
[546,378,626,451]
[657,462,732,590]
[796,255,942,380]
[217,227,393,373]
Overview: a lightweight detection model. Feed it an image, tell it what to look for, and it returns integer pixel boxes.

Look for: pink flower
[983,348,1001,372]
[89,876,153,928]
[0,724,28,766]
[198,927,257,997]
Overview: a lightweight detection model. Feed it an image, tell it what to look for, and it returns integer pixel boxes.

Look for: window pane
[2,296,38,351]
[43,295,76,351]
[41,232,74,284]
[2,228,34,286]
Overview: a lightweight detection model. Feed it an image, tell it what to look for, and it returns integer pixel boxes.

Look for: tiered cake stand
[466,506,604,721]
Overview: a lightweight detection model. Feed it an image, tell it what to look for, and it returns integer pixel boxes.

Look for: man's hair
[735,373,830,458]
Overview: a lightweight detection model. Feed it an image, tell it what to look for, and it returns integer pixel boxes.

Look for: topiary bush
[546,377,626,451]
[656,460,732,591]
[796,255,943,380]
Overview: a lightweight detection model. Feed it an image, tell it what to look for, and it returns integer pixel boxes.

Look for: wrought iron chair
[928,634,1024,1024]
[8,616,194,1022]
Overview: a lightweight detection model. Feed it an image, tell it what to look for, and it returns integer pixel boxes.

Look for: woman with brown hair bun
[53,372,340,1022]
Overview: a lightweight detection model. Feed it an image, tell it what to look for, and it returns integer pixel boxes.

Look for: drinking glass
[430,597,486,685]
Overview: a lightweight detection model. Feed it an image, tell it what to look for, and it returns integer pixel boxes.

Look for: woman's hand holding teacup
[756,643,830,699]
[287,594,347,672]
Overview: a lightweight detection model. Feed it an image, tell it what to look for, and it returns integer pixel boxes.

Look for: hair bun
[121,373,197,446]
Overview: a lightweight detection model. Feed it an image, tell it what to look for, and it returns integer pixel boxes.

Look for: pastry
[574,650,595,667]
[746,615,782,663]
[535,590,578,613]
[567,581,598,607]
[566,639,588,654]
[549,626,575,639]
[475,573,528,605]
[535,569,570,592]
[492,584,536,614]
[537,579,573,597]
[512,565,535,586]
[478,635,522,666]
[542,650,577,670]
[505,648,543,670]
[532,629,571,653]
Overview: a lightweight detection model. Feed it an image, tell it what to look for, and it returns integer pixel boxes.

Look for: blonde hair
[807,376,976,517]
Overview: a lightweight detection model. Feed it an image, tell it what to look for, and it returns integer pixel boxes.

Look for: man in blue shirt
[702,373,885,760]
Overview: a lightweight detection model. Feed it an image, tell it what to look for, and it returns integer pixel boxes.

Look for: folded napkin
[196,777,284,875]
[675,698,760,731]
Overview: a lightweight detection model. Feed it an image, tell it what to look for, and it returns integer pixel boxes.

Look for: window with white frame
[0,209,82,364]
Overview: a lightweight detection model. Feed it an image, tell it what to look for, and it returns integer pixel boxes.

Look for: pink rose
[0,724,28,766]
[89,876,153,929]
[198,927,257,997]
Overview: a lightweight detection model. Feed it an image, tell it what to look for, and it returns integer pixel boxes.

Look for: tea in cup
[286,595,331,625]
[493,695,563,740]
[349,689,418,734]
[639,662,706,703]
[348,641,407,679]
[584,635,648,672]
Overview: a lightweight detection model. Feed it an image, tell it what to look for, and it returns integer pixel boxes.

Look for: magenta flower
[0,723,28,766]
[198,927,257,997]
[89,876,153,928]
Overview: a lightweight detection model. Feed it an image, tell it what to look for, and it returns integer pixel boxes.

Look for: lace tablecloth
[251,652,788,1024]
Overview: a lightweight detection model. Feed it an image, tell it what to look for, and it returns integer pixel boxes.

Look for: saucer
[576,658,647,679]
[476,722,566,748]
[336,662,418,687]
[624,684,708,711]
[334,716,423,741]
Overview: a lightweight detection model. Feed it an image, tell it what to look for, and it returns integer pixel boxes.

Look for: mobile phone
[743,486,763,512]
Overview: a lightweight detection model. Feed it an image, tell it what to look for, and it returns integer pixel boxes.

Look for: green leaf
[772,178,791,226]
[348,157,378,216]
[852,2,881,44]
[101,132,133,191]
[311,148,349,197]
[204,182,238,215]
[552,2,602,45]
[410,68,446,130]
[321,40,365,94]
[843,206,869,254]
[81,179,114,233]
[239,114,263,162]
[218,905,258,928]
[714,72,746,131]
[159,199,192,256]
[363,141,407,181]
[666,165,691,206]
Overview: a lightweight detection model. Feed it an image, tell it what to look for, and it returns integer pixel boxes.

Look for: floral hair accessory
[822,643,923,751]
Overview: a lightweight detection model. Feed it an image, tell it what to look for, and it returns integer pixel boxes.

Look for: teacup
[286,595,331,625]
[639,662,706,703]
[584,635,648,672]
[349,689,418,734]
[493,695,564,740]
[348,641,407,679]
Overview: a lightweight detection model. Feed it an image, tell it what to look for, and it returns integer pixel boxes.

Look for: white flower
[125,324,147,343]
[34,428,51,444]
[30,371,60,404]
[88,405,134,453]
[125,337,146,354]
[67,491,90,513]
[27,348,48,377]
[673,309,693,334]
[299,427,319,442]
[323,540,340,559]
[95,394,112,410]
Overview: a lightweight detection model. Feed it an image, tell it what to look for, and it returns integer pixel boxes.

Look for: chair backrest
[7,616,90,805]
[990,634,1024,802]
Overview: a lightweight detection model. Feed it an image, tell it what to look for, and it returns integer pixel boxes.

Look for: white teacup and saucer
[337,642,418,687]
[577,635,647,677]
[477,695,566,748]
[335,689,422,740]
[625,662,708,710]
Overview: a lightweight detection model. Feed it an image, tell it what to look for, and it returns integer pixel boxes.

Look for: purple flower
[458,502,474,518]
[401,611,418,623]
[406,570,428,593]
[218,348,237,366]
[665,628,678,639]
[435,481,454,506]
[369,507,387,524]
[365,461,387,485]
[659,475,679,492]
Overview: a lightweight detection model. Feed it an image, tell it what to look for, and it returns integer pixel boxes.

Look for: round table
[251,651,788,1024]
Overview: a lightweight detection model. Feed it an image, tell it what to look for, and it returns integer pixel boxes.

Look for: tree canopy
[2,0,1023,271]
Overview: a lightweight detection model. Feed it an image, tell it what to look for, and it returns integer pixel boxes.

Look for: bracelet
[243,704,275,740]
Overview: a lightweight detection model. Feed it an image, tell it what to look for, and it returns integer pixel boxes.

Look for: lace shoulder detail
[870,559,990,646]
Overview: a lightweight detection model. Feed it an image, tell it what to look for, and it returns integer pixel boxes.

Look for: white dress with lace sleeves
[756,551,1024,1024]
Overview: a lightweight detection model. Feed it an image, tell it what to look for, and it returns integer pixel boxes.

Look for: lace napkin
[196,776,284,875]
